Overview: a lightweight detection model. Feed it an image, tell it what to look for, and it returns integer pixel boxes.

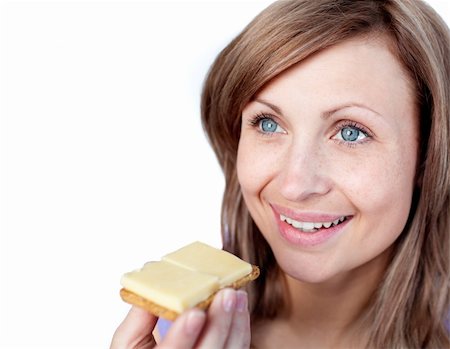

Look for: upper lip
[271,203,350,223]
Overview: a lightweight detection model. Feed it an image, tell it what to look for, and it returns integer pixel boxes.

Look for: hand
[110,288,250,349]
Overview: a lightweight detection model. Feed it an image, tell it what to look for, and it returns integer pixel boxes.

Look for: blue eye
[249,114,286,136]
[260,118,278,132]
[336,125,368,142]
[248,114,286,135]
[341,127,360,141]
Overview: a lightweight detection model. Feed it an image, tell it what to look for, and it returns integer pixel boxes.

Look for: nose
[278,141,332,202]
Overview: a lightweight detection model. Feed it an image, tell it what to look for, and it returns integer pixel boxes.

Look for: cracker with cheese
[120,241,260,320]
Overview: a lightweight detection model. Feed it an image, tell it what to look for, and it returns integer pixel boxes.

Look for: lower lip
[274,212,350,248]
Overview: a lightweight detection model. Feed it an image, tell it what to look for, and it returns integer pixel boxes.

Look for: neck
[282,249,391,347]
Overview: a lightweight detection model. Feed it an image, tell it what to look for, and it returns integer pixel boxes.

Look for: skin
[238,35,419,348]
[111,35,419,349]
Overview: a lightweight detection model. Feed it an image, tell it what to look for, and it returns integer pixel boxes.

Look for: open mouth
[280,214,349,233]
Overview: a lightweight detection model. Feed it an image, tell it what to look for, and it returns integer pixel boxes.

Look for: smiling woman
[110,1,450,348]
[238,36,418,261]
[200,0,449,348]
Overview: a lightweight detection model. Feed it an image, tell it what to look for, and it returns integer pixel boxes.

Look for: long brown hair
[200,1,450,347]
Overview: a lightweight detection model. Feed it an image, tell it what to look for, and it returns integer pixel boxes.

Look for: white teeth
[280,214,346,232]
[292,220,302,229]
[302,222,315,230]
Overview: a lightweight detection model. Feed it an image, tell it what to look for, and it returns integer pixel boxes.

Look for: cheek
[338,147,417,236]
[236,138,280,196]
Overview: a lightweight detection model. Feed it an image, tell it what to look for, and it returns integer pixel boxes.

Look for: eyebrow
[253,98,382,119]
[323,103,383,119]
[253,98,283,115]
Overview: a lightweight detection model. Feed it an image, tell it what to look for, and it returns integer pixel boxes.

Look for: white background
[0,1,448,348]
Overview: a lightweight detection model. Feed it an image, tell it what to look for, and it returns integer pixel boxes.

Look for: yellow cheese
[120,261,219,313]
[162,241,252,287]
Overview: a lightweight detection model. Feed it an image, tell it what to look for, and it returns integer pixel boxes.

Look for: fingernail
[185,309,205,335]
[236,290,248,312]
[222,289,236,312]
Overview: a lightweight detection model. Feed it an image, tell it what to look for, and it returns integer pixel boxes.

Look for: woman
[111,0,450,348]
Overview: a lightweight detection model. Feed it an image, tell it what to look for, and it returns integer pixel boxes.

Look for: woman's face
[237,36,419,283]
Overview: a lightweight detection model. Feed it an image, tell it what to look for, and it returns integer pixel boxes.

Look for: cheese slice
[162,241,252,287]
[120,260,219,313]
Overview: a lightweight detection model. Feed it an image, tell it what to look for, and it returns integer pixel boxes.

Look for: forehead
[256,35,417,117]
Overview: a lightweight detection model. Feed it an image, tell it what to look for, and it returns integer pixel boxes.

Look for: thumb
[110,306,158,349]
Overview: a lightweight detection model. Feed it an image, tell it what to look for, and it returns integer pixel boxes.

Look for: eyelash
[248,113,274,126]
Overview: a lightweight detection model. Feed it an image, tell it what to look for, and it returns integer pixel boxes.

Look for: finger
[224,290,251,349]
[110,306,158,349]
[158,308,206,349]
[196,288,237,349]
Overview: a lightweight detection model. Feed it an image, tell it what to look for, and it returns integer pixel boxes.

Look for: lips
[271,204,351,247]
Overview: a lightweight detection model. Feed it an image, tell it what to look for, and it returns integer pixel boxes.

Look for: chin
[280,260,340,284]
[274,245,392,287]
